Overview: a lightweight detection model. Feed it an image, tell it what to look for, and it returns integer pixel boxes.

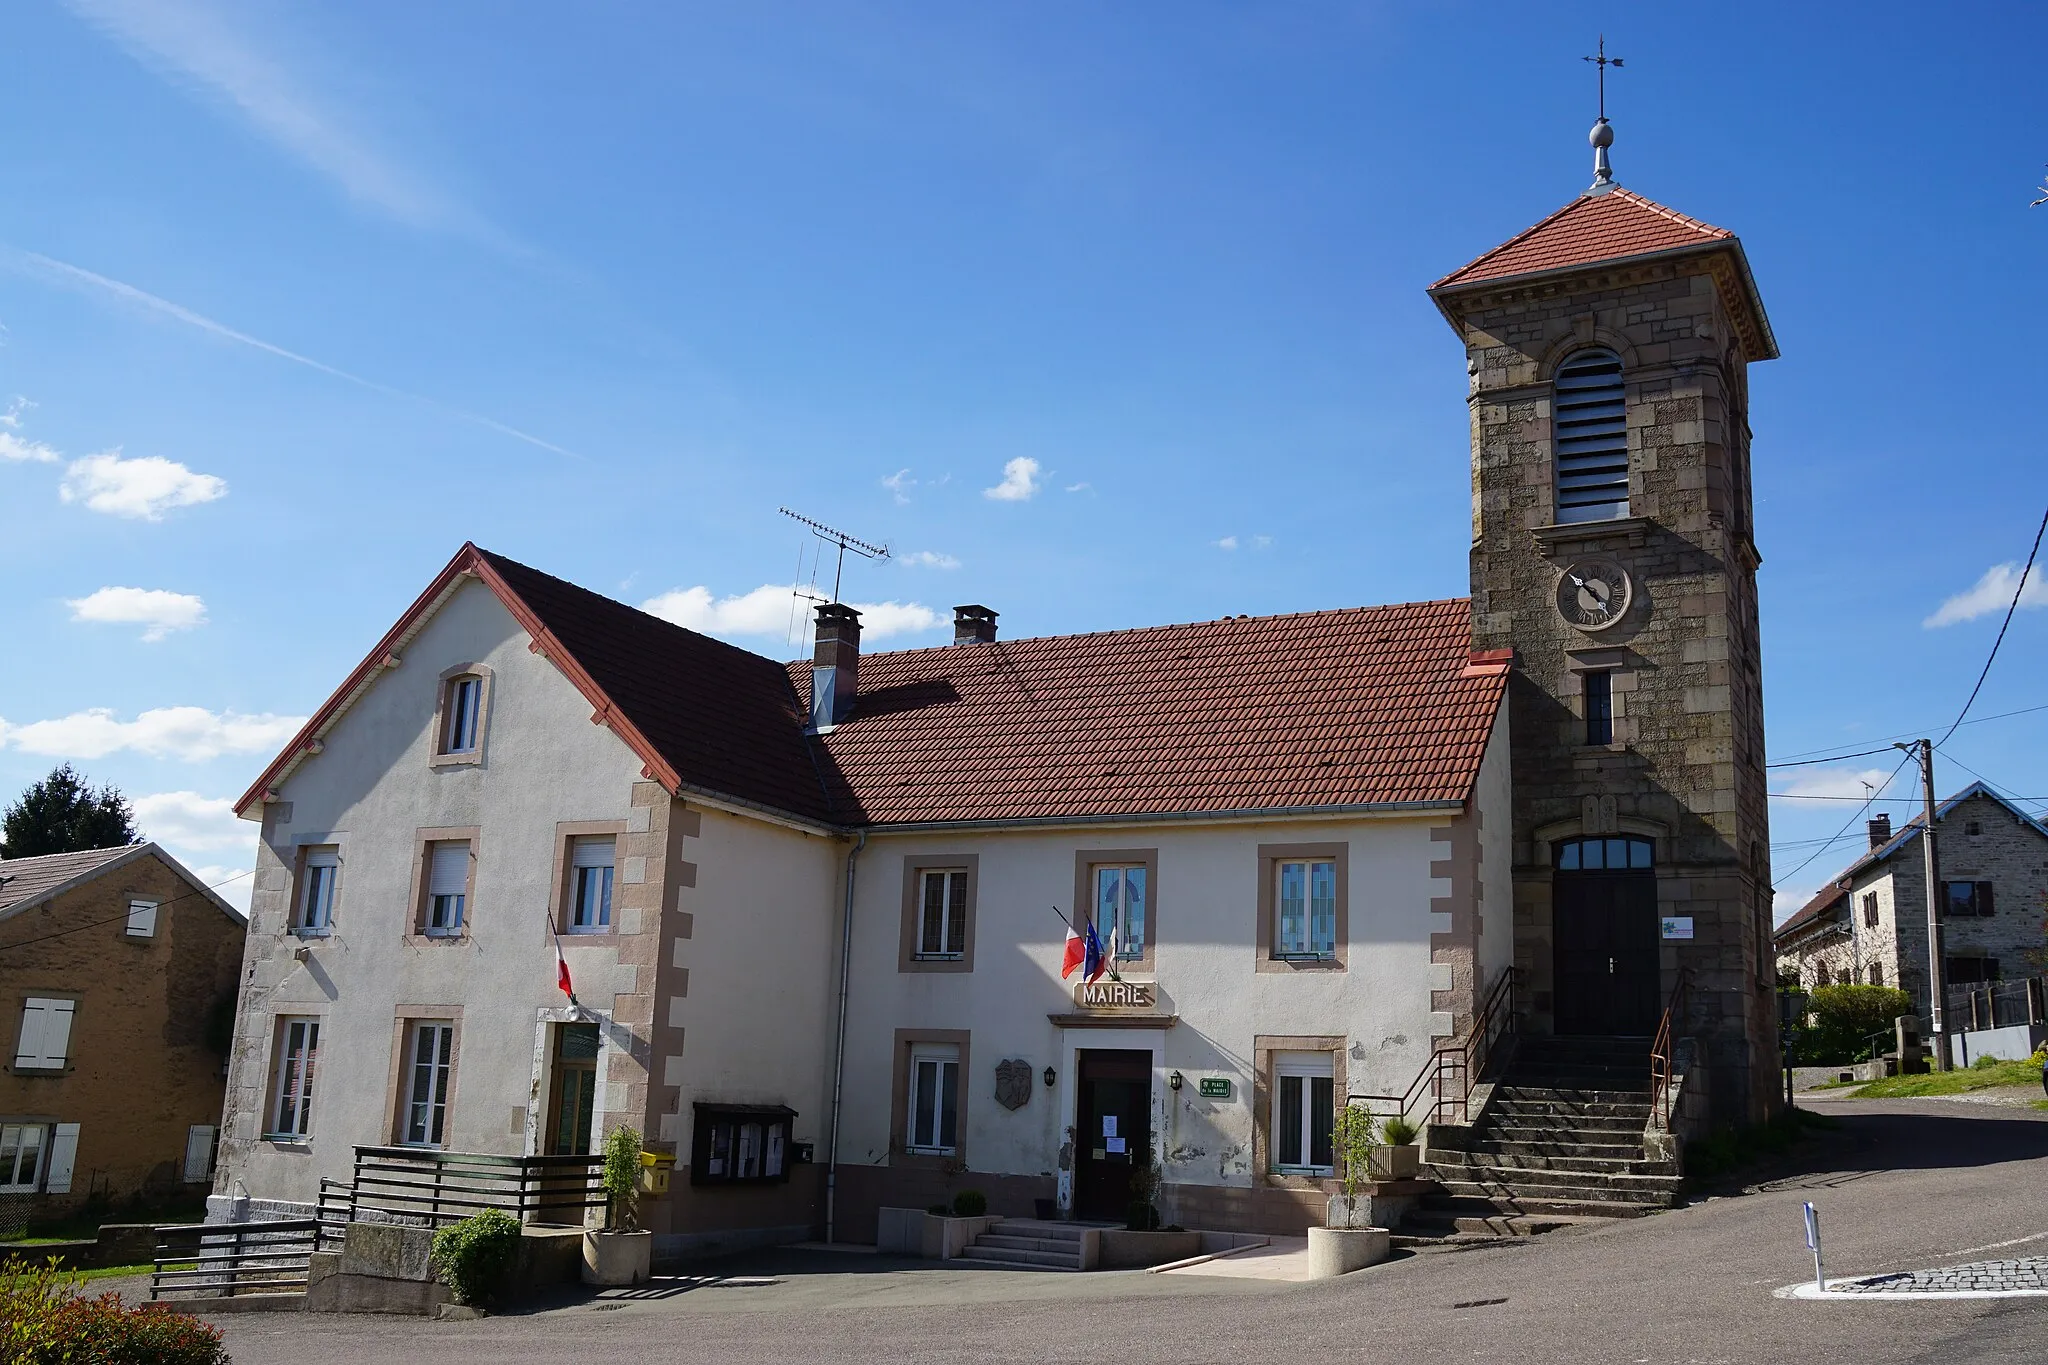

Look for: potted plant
[1309,1103,1392,1277]
[582,1125,653,1286]
[1370,1114,1422,1180]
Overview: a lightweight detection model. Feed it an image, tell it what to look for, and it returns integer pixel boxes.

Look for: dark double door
[1074,1050,1151,1222]
[1553,859,1661,1036]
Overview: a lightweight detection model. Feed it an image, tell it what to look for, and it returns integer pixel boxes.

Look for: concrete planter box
[1368,1145,1420,1180]
[1307,1226,1391,1278]
[875,1208,1002,1260]
[581,1230,652,1286]
[1097,1229,1202,1269]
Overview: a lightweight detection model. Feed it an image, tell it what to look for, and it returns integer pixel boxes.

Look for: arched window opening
[1553,348,1629,523]
[1554,836,1653,872]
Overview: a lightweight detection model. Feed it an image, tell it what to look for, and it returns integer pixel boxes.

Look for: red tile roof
[1431,188,1734,291]
[240,548,1505,831]
[798,599,1506,826]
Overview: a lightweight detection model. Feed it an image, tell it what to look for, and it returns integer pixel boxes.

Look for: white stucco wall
[835,815,1450,1197]
[228,579,648,1206]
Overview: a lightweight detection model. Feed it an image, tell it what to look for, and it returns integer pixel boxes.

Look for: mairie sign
[1074,980,1155,1010]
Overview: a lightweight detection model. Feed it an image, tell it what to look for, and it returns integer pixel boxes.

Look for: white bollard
[1804,1202,1824,1293]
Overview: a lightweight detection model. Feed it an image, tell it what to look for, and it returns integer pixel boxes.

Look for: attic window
[430,665,494,767]
[1553,348,1629,523]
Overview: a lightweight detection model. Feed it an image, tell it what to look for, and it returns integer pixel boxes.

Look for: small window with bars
[1553,348,1629,523]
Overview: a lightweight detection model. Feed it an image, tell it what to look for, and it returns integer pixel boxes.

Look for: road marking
[1776,1280,2048,1301]
[1938,1231,2048,1258]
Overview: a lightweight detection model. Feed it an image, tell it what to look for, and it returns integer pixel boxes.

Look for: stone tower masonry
[1428,169,1783,1125]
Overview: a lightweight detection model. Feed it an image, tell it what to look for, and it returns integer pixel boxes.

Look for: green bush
[601,1125,642,1231]
[1973,1053,2004,1070]
[3,1254,228,1364]
[950,1189,987,1217]
[430,1209,522,1308]
[1803,984,1915,1063]
[1378,1114,1420,1147]
[1331,1105,1377,1205]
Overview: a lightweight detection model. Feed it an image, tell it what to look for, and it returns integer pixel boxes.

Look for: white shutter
[126,899,159,938]
[14,1001,48,1069]
[183,1125,215,1183]
[44,1124,79,1194]
[570,837,614,869]
[429,844,470,896]
[39,1000,75,1067]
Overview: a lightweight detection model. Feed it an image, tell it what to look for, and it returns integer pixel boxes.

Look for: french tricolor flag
[1061,920,1087,980]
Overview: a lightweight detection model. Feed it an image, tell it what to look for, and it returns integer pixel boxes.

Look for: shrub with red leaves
[3,1255,228,1365]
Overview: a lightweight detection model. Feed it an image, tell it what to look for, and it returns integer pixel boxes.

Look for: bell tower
[1427,116,1781,1123]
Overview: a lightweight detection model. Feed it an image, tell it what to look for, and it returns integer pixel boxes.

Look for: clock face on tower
[1555,557,1632,632]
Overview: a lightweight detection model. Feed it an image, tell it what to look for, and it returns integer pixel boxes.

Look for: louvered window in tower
[1553,348,1629,523]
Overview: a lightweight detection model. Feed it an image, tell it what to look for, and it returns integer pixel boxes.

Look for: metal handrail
[1649,968,1691,1132]
[1349,966,1517,1129]
[150,1219,322,1301]
[346,1145,606,1228]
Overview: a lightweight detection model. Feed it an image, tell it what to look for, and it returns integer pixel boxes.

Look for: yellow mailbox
[639,1149,675,1196]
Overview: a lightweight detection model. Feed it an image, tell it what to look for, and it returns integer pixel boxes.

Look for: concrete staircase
[1414,1035,1682,1227]
[957,1219,1091,1271]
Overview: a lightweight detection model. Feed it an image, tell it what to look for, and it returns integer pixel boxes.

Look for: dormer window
[1553,348,1629,523]
[431,665,493,767]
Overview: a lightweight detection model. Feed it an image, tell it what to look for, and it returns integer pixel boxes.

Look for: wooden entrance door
[546,1023,599,1155]
[1552,836,1661,1036]
[1074,1050,1151,1223]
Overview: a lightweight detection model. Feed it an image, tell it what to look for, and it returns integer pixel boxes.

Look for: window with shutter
[426,843,470,936]
[270,1018,320,1140]
[1553,348,1630,523]
[13,998,75,1070]
[569,837,615,933]
[0,1124,47,1190]
[299,849,340,932]
[1271,1052,1336,1174]
[125,899,159,939]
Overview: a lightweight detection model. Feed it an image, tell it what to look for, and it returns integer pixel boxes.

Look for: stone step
[976,1234,1085,1255]
[1435,1174,1679,1209]
[1436,1159,1682,1192]
[1429,1186,1663,1218]
[1491,1087,1654,1108]
[1455,1138,1649,1163]
[1429,1148,1674,1177]
[986,1219,1088,1242]
[1487,1099,1652,1121]
[1507,1071,1653,1091]
[958,1245,1082,1270]
[1400,1208,1577,1238]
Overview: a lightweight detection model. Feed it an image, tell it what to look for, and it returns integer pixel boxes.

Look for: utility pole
[1897,739,1950,1070]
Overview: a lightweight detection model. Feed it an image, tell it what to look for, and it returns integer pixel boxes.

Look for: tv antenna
[779,507,889,606]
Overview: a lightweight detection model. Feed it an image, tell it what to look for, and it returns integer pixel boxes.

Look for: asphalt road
[211,1095,2048,1365]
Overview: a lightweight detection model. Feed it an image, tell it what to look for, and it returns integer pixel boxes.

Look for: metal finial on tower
[1582,36,1624,195]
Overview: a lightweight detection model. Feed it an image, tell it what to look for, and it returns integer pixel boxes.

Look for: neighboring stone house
[1774,784,2048,1012]
[0,844,246,1234]
[218,138,1785,1253]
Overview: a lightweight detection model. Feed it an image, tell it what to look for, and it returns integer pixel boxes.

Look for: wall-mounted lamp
[1168,1070,1184,1091]
[1043,1066,1056,1088]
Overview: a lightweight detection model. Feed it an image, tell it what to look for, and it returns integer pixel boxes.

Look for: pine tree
[0,764,141,859]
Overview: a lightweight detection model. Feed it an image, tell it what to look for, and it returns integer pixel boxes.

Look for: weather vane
[1581,36,1624,193]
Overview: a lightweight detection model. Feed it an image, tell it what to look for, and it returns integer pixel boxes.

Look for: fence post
[2031,977,2045,1026]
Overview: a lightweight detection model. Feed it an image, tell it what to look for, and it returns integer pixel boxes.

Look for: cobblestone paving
[1834,1256,2048,1294]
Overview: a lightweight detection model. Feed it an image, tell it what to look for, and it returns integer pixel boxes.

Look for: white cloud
[66,586,209,641]
[641,586,940,641]
[133,791,248,850]
[901,551,960,570]
[0,432,58,463]
[882,468,916,504]
[60,451,226,520]
[1214,536,1238,551]
[1064,482,1091,494]
[1773,884,1817,925]
[1924,561,2048,627]
[189,864,254,915]
[0,706,306,762]
[0,397,26,427]
[1252,534,1273,550]
[1769,767,1894,801]
[63,0,477,236]
[983,457,1041,502]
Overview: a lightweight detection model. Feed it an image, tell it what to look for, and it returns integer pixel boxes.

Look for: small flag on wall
[551,925,580,1008]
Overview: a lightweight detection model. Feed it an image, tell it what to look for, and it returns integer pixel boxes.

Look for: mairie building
[214,135,1781,1257]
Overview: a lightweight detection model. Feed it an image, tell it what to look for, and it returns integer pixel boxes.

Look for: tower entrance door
[1552,837,1660,1036]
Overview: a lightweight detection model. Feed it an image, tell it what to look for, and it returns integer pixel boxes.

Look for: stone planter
[1097,1229,1203,1269]
[581,1230,652,1287]
[1368,1144,1420,1180]
[1306,1226,1391,1278]
[874,1208,1002,1260]
[1325,1195,1376,1230]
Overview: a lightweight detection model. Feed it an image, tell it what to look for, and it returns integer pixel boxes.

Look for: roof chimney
[953,605,998,645]
[1867,814,1892,850]
[810,603,861,729]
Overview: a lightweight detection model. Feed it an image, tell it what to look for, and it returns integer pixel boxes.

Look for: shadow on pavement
[1699,1101,2048,1199]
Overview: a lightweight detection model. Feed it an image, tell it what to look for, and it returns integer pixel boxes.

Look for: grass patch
[1850,1056,2043,1098]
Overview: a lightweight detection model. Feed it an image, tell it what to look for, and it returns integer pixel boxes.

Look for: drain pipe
[824,831,865,1246]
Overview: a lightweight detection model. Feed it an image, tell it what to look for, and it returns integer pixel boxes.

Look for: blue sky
[1,1,2045,919]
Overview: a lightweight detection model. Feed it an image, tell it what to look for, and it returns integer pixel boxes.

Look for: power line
[1767,700,2048,767]
[1770,751,1915,890]
[1936,502,2048,747]
[1766,745,1897,770]
[1,862,252,952]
